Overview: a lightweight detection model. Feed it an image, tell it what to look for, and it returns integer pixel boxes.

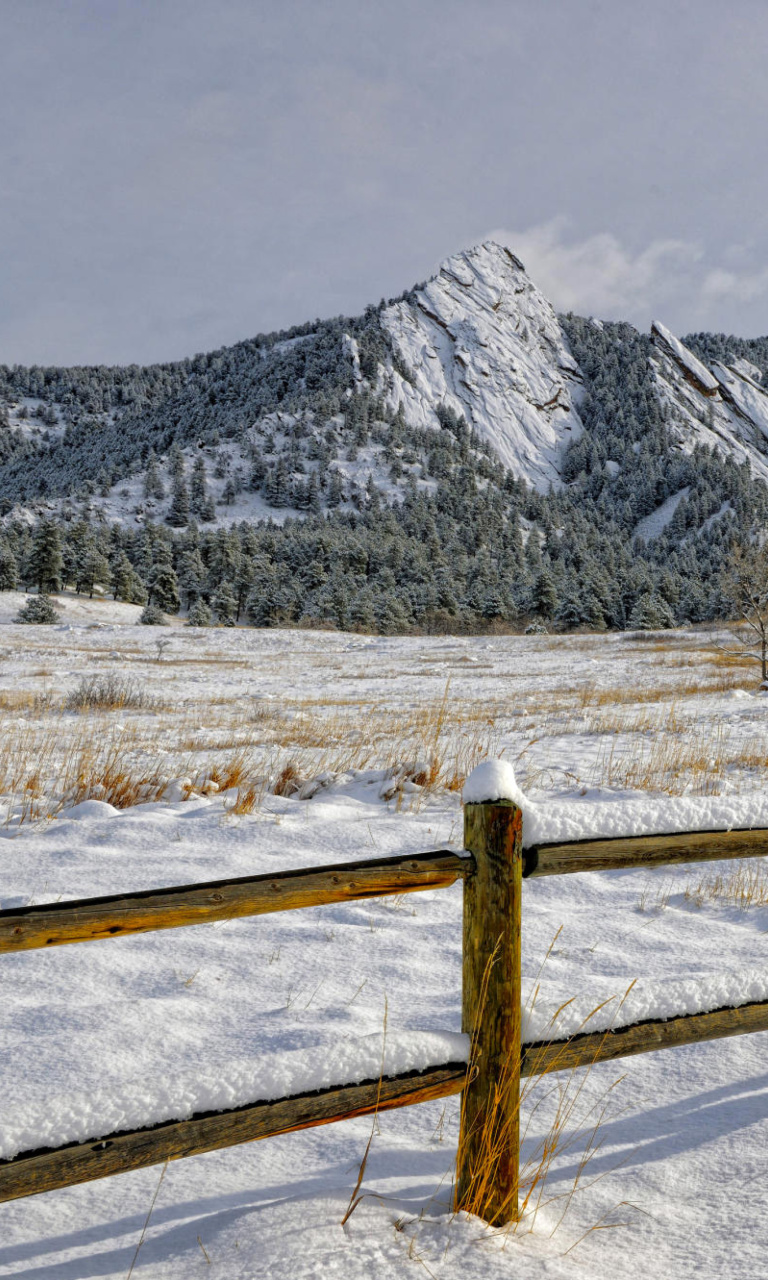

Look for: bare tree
[721,543,768,684]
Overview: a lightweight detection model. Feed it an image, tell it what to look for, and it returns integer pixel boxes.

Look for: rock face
[650,324,768,485]
[380,246,768,495]
[380,241,584,492]
[651,321,720,396]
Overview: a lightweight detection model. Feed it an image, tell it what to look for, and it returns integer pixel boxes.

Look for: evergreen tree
[28,521,62,594]
[111,550,147,603]
[0,541,19,590]
[212,581,237,625]
[190,455,215,520]
[186,598,212,626]
[628,592,676,630]
[139,601,167,625]
[14,594,59,624]
[532,568,558,619]
[147,563,181,613]
[167,471,190,526]
[144,450,165,500]
[76,534,111,597]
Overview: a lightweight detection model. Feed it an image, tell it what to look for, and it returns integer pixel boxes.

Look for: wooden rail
[4,994,766,1206]
[0,1064,468,1204]
[0,850,467,953]
[524,826,768,878]
[520,996,768,1074]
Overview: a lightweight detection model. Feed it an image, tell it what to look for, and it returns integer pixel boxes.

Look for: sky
[3,0,768,366]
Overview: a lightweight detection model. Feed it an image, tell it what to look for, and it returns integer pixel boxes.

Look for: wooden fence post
[456,800,523,1225]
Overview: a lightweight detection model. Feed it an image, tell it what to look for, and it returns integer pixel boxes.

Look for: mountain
[1,241,767,633]
[380,242,584,490]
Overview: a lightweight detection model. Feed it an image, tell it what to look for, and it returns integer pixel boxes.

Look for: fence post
[456,799,523,1225]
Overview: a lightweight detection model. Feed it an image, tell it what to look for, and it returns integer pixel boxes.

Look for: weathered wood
[520,997,768,1076]
[4,995,768,1205]
[0,1063,467,1204]
[525,827,768,878]
[0,850,468,954]
[457,801,522,1226]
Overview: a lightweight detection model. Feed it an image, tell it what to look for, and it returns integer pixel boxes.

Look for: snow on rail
[463,760,768,849]
[0,1030,468,1162]
[523,970,768,1044]
[4,968,768,1161]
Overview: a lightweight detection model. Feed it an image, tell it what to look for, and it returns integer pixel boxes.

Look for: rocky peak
[379,241,584,491]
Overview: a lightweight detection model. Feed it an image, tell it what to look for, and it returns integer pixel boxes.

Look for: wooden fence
[2,807,768,1223]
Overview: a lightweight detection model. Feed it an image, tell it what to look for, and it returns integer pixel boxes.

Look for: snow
[732,356,763,383]
[651,321,720,394]
[463,758,768,849]
[462,758,526,805]
[2,617,768,1277]
[634,487,689,541]
[0,1031,469,1161]
[711,360,768,442]
[651,328,768,484]
[524,969,768,1043]
[381,241,584,492]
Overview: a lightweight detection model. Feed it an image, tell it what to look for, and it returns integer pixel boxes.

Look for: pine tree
[144,450,165,500]
[177,547,206,608]
[111,550,147,603]
[147,564,181,613]
[628,592,675,630]
[139,601,167,625]
[533,568,558,619]
[167,471,190,527]
[15,594,59,624]
[212,581,237,625]
[28,521,62,594]
[0,541,19,590]
[186,598,212,626]
[190,455,213,520]
[76,534,111,597]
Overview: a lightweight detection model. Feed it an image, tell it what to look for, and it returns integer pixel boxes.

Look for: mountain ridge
[0,241,767,634]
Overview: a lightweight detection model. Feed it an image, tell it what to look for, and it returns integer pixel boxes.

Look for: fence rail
[2,806,768,1223]
[0,850,467,953]
[524,826,768,877]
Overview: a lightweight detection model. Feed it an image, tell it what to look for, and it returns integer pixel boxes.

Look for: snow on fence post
[457,761,524,1226]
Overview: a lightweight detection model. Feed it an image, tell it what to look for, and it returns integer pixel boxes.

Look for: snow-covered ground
[1,608,768,1277]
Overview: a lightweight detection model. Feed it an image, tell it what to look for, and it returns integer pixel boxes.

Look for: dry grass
[454,943,627,1234]
[5,623,768,824]
[65,673,157,712]
[684,858,768,910]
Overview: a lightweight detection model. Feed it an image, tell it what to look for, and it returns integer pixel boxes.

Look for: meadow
[1,599,767,1279]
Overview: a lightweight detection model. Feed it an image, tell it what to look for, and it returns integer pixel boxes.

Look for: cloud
[487,218,768,333]
[701,265,768,305]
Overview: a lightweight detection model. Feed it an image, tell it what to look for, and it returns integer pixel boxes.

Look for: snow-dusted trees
[147,563,180,614]
[144,451,165,500]
[190,456,215,521]
[719,543,768,683]
[14,594,59,624]
[0,540,19,590]
[28,521,62,594]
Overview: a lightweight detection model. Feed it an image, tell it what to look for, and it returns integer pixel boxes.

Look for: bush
[65,674,154,712]
[139,601,167,625]
[14,594,60,624]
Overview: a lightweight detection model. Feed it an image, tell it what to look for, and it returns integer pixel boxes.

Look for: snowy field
[2,598,768,1278]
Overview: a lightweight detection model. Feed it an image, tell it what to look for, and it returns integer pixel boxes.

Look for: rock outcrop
[380,241,584,492]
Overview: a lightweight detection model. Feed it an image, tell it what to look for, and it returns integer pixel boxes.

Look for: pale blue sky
[3,0,768,364]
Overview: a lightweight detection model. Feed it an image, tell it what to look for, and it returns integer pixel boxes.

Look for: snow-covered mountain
[380,242,584,490]
[4,239,768,529]
[650,319,768,485]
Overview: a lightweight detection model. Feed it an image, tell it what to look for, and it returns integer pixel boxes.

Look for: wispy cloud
[487,218,768,332]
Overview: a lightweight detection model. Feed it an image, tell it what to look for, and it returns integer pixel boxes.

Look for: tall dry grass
[454,942,629,1234]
